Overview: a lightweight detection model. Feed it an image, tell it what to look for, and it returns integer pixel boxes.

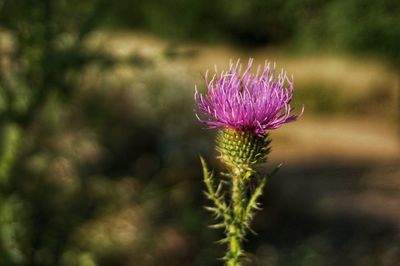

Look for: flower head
[195,59,303,136]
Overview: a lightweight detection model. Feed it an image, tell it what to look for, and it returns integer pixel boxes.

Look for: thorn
[215,237,229,244]
[209,223,225,229]
[216,182,223,195]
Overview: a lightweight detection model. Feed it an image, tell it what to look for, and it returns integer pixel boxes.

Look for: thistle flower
[194,58,303,136]
[195,59,302,173]
[196,59,302,266]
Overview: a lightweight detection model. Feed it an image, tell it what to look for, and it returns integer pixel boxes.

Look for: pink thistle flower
[194,59,303,136]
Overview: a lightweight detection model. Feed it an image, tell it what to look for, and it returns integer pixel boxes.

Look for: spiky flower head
[195,59,302,173]
[194,58,302,137]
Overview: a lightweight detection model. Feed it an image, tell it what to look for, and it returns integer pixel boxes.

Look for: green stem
[0,123,23,264]
[202,158,280,265]
[226,174,244,266]
[0,123,22,185]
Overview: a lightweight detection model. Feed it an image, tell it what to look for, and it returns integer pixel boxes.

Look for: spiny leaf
[244,164,282,229]
[244,175,266,220]
[200,156,232,232]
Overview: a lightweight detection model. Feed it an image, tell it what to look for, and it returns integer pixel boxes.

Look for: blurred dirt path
[270,115,399,164]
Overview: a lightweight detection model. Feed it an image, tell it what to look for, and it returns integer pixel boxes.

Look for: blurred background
[0,0,399,265]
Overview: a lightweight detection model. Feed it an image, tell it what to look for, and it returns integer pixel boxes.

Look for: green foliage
[0,39,212,264]
[108,0,400,61]
[294,0,400,62]
[0,124,22,184]
[108,0,297,44]
[0,0,112,264]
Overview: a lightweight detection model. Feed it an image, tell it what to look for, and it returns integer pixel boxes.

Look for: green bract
[216,129,270,175]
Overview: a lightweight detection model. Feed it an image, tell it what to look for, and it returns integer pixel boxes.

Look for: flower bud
[216,128,270,175]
